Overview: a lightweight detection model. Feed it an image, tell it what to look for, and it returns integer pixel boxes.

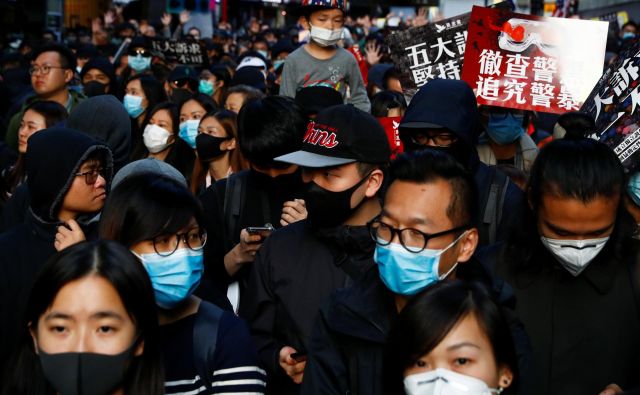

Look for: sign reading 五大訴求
[150,38,208,67]
[580,38,640,171]
[461,6,608,114]
[385,12,470,94]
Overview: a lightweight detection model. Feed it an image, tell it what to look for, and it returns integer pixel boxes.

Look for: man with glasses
[398,78,524,246]
[5,43,85,151]
[238,104,390,394]
[165,65,199,104]
[301,149,529,395]
[0,127,113,367]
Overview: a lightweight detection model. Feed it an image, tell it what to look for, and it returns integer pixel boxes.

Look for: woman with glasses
[99,172,266,394]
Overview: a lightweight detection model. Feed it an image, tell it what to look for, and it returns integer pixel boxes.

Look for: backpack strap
[193,301,224,389]
[222,172,247,251]
[483,169,509,245]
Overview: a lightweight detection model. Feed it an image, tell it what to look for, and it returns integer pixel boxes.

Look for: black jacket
[495,237,640,394]
[0,127,112,369]
[239,221,375,395]
[300,257,531,395]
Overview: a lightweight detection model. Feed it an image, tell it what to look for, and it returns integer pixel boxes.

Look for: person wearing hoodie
[0,126,113,372]
[300,149,531,395]
[398,79,524,246]
[80,56,121,99]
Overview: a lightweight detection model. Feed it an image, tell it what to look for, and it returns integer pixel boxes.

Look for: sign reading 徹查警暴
[581,38,640,172]
[461,5,608,114]
[386,12,470,96]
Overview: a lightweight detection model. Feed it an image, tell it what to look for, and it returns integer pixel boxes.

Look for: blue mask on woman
[179,119,200,149]
[123,94,145,118]
[375,234,464,296]
[198,80,214,96]
[486,112,525,145]
[129,54,151,72]
[135,248,204,309]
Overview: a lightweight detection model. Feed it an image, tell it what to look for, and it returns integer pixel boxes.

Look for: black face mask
[196,133,231,162]
[170,88,193,105]
[83,81,108,97]
[39,344,135,395]
[305,173,371,229]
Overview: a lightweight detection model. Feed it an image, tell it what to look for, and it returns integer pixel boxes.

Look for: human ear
[28,322,39,354]
[498,365,514,390]
[299,16,310,30]
[64,69,74,84]
[222,137,236,151]
[134,339,145,357]
[455,228,478,263]
[364,169,384,198]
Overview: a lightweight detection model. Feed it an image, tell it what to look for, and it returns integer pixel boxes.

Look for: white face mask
[143,124,173,153]
[404,368,503,395]
[540,236,610,276]
[309,24,343,47]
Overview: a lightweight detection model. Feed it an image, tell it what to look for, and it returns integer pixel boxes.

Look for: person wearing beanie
[80,56,121,98]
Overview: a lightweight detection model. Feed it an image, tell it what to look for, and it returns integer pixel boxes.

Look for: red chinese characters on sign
[461,6,608,114]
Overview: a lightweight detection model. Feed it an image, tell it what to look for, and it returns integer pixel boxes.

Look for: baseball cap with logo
[275,104,391,168]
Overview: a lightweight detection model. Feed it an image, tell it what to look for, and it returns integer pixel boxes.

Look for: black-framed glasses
[29,65,67,75]
[410,132,458,147]
[75,167,106,185]
[367,217,467,253]
[152,228,208,257]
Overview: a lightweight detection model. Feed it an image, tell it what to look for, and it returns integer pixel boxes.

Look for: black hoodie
[0,127,112,370]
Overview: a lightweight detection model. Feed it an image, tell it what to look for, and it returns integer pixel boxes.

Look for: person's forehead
[384,180,454,225]
[34,51,62,64]
[313,9,344,18]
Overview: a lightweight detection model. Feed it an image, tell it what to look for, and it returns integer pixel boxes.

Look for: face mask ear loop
[436,230,468,280]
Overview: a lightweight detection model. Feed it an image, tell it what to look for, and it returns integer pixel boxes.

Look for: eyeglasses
[173,78,197,89]
[410,132,458,148]
[75,167,106,185]
[152,228,208,257]
[367,217,467,253]
[29,65,66,75]
[128,48,151,57]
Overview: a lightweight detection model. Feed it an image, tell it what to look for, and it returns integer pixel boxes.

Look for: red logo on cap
[303,121,339,148]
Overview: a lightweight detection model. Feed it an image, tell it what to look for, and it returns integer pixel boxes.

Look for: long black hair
[99,172,205,247]
[384,280,518,395]
[506,137,634,271]
[3,240,164,395]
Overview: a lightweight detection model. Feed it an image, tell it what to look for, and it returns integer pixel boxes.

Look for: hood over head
[26,127,113,223]
[67,94,131,172]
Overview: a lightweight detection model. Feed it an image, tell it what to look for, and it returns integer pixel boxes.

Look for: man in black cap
[239,104,390,395]
[399,78,524,246]
[165,64,199,103]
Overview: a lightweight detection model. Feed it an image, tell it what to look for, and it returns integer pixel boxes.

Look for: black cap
[275,104,391,167]
[295,86,343,117]
[168,65,198,83]
[230,67,266,92]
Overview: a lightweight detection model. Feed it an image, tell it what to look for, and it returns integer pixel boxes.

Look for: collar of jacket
[312,224,375,256]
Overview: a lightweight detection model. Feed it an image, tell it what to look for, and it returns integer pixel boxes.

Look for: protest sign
[386,12,470,94]
[581,39,640,171]
[461,5,608,114]
[150,38,208,67]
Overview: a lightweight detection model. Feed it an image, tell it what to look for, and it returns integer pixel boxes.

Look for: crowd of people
[0,0,640,394]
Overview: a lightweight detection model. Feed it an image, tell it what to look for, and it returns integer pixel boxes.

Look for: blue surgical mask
[135,248,204,309]
[257,50,269,60]
[628,172,640,206]
[123,94,145,118]
[128,54,151,72]
[273,59,285,70]
[486,112,525,145]
[623,32,636,40]
[198,79,215,96]
[375,233,465,296]
[179,119,200,149]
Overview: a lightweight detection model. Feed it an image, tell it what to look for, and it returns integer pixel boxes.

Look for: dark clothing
[160,302,267,394]
[0,182,28,232]
[301,257,531,395]
[495,239,640,395]
[0,127,112,369]
[199,169,306,298]
[239,221,375,395]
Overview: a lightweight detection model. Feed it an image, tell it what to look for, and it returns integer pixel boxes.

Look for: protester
[495,138,640,394]
[240,104,390,394]
[398,79,524,246]
[99,172,267,394]
[552,111,596,140]
[371,90,407,159]
[165,65,199,104]
[301,149,530,394]
[192,109,247,192]
[5,43,85,151]
[384,280,517,395]
[224,84,266,113]
[2,101,67,199]
[80,56,121,98]
[199,96,307,314]
[280,0,370,112]
[2,240,165,395]
[0,127,113,369]
[124,74,168,149]
[178,93,217,151]
[132,101,196,179]
[294,85,343,118]
[477,107,538,173]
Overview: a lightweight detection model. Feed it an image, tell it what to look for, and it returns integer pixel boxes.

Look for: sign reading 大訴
[150,38,208,67]
[581,38,640,171]
[386,12,470,93]
[461,6,608,114]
